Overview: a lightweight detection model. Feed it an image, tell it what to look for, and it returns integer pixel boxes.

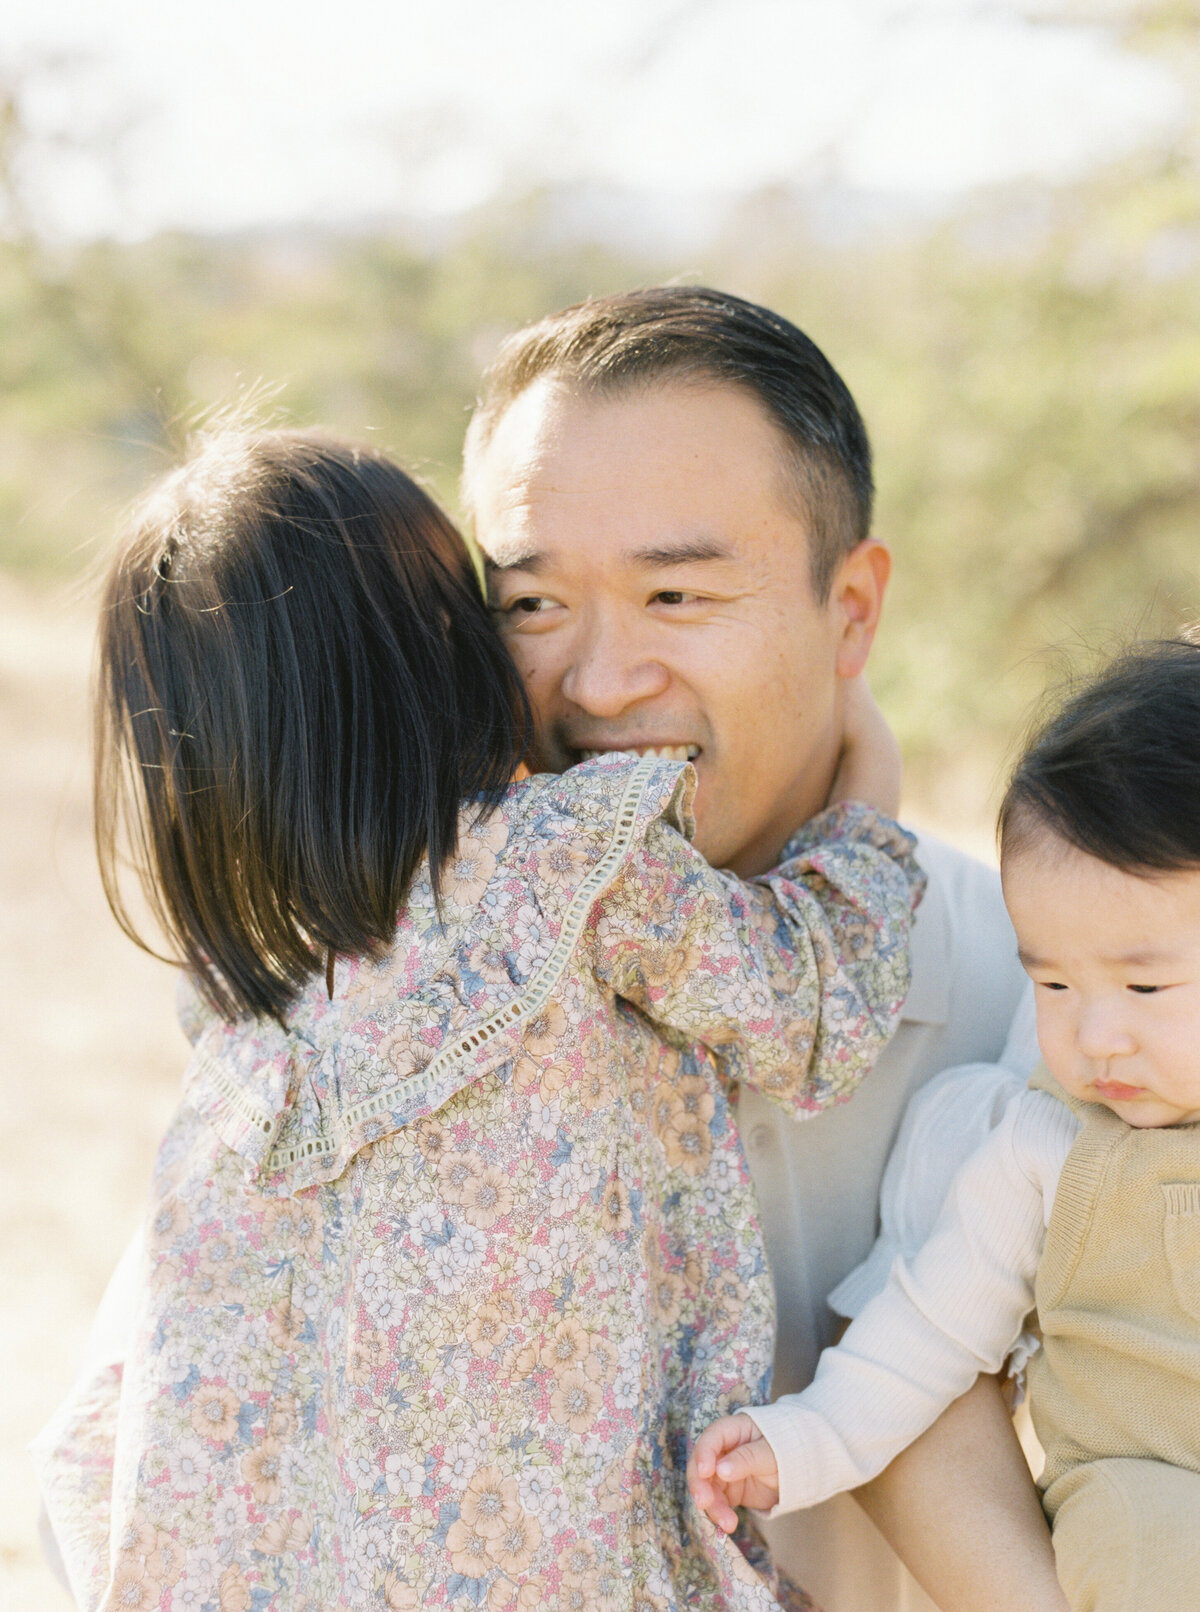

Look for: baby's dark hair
[999,637,1200,873]
[95,426,528,1022]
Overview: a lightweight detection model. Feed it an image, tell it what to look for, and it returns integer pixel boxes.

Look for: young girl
[689,638,1200,1612]
[33,427,923,1612]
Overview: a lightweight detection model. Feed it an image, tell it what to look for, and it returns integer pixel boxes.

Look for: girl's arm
[589,763,924,1116]
[826,674,903,819]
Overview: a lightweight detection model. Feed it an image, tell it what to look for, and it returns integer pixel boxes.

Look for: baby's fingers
[716,1437,776,1490]
[704,1487,742,1535]
[688,1415,778,1532]
[690,1413,757,1481]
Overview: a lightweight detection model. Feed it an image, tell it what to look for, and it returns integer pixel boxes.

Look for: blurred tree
[0,2,1197,823]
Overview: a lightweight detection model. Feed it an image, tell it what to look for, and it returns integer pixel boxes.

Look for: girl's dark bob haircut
[95,427,528,1022]
[999,636,1200,874]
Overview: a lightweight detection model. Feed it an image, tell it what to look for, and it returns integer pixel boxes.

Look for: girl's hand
[828,675,902,818]
[687,1413,780,1533]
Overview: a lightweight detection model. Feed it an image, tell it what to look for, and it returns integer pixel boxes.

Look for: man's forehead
[476,372,787,485]
[469,372,812,573]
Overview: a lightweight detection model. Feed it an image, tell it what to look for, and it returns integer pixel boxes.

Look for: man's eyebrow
[483,549,548,576]
[483,537,732,575]
[628,538,732,568]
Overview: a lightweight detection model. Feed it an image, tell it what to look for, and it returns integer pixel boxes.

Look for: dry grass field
[0,574,186,1611]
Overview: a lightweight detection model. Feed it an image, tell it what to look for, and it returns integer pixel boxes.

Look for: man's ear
[831,539,890,679]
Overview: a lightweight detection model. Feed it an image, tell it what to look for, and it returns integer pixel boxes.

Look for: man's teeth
[581,745,699,762]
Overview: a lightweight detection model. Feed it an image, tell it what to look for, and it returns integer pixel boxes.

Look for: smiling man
[466,377,876,877]
[462,287,1069,1612]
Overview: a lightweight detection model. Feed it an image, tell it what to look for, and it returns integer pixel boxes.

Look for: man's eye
[652,590,692,606]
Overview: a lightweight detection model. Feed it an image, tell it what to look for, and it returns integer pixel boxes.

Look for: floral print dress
[34,754,921,1612]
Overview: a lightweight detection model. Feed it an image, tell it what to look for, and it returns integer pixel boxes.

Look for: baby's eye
[1037,981,1069,992]
[1128,984,1163,995]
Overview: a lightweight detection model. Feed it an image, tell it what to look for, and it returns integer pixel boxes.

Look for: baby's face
[1002,831,1200,1128]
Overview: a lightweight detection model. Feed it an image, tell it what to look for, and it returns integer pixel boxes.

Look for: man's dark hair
[999,637,1200,873]
[463,285,873,599]
[95,427,528,1022]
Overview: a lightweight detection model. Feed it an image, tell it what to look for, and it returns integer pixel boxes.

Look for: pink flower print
[486,1507,542,1575]
[458,1164,513,1229]
[106,1556,163,1610]
[539,1319,591,1379]
[218,1563,252,1612]
[253,1512,311,1554]
[188,1384,241,1444]
[549,1370,603,1434]
[459,1465,522,1541]
[521,999,567,1059]
[240,1437,285,1505]
[436,1148,485,1205]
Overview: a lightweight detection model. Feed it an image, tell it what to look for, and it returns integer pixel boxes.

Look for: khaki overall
[1028,1066,1200,1610]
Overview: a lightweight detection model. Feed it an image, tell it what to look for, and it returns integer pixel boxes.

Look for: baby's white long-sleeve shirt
[749,1086,1082,1515]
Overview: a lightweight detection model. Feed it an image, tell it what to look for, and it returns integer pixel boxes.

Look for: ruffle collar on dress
[180,755,694,1197]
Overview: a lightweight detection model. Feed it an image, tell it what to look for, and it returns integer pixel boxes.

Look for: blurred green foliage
[2,7,1198,808]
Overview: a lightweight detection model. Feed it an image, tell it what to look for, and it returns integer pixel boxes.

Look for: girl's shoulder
[174,757,694,1199]
[486,752,694,878]
[351,754,692,949]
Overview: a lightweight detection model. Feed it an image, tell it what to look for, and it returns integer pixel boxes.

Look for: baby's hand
[687,1413,780,1533]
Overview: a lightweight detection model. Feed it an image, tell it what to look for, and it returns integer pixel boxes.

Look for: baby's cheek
[1032,1007,1074,1086]
[1159,1020,1200,1107]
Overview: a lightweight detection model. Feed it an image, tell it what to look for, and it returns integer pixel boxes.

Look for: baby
[690,638,1200,1612]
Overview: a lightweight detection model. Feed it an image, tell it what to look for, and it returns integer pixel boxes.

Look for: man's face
[471,377,888,874]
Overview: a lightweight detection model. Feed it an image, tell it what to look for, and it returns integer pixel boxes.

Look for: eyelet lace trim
[206,755,667,1177]
[196,1048,276,1136]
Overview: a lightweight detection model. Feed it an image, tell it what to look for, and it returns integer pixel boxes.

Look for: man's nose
[1075,1000,1137,1061]
[560,609,670,717]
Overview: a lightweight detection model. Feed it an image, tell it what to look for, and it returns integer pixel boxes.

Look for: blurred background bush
[1,2,1198,1605]
[3,1,1198,799]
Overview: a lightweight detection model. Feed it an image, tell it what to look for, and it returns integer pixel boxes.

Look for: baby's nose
[1075,1002,1137,1060]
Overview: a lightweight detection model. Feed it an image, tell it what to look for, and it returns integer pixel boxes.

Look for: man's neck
[724,781,838,879]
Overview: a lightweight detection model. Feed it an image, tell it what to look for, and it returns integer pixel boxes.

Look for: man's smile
[578,743,701,763]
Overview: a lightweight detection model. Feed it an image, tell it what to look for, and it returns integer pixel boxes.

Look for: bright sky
[3,0,1184,238]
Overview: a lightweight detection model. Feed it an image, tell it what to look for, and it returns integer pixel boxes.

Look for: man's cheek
[508,645,553,708]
